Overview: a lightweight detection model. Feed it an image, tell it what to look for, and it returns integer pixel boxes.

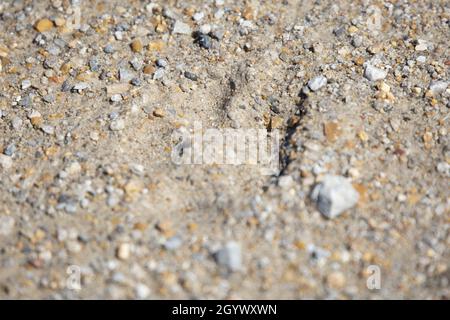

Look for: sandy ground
[0,0,449,299]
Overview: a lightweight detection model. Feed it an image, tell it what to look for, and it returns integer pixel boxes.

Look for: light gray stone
[311,175,359,219]
[364,64,387,81]
[308,75,327,91]
[173,21,192,35]
[216,241,242,272]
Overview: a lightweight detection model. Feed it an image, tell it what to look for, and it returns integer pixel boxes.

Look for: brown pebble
[153,108,165,118]
[242,6,254,20]
[130,39,143,53]
[35,19,54,32]
[326,271,346,289]
[324,121,341,142]
[143,65,156,75]
[269,116,283,130]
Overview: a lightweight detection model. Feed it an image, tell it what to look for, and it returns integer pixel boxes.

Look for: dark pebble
[193,32,212,49]
[184,71,198,81]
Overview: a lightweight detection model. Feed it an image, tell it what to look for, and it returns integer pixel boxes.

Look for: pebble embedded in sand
[35,18,54,32]
[364,64,387,81]
[311,175,359,219]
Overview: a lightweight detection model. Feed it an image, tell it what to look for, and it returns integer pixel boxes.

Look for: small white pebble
[193,12,205,22]
[0,216,15,236]
[308,75,327,91]
[173,20,192,35]
[135,284,151,299]
[41,125,55,135]
[416,55,426,63]
[117,243,131,260]
[21,79,32,90]
[110,94,122,102]
[110,119,125,131]
[364,64,387,81]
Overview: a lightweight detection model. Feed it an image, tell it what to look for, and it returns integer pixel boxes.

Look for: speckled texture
[0,0,448,299]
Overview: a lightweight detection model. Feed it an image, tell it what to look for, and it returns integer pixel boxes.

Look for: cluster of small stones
[0,0,448,299]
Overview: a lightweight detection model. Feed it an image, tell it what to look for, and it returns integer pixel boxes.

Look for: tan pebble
[389,118,401,132]
[354,56,365,66]
[60,62,72,74]
[353,183,367,204]
[187,222,198,232]
[117,243,131,260]
[90,131,100,141]
[348,25,358,33]
[143,65,156,75]
[327,272,346,289]
[156,220,174,237]
[147,40,165,52]
[30,116,43,127]
[0,45,8,58]
[155,22,167,33]
[54,17,66,27]
[413,87,422,95]
[242,6,254,20]
[106,83,130,96]
[323,121,341,142]
[130,39,143,53]
[133,222,148,231]
[0,154,13,170]
[33,229,47,243]
[124,180,144,197]
[423,132,433,146]
[269,116,283,130]
[153,108,165,118]
[358,130,369,142]
[378,82,390,93]
[35,19,54,32]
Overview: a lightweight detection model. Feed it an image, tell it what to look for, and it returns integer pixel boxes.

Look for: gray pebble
[194,32,212,49]
[351,35,363,48]
[173,20,192,35]
[41,125,55,135]
[89,57,101,72]
[153,68,165,80]
[21,79,32,90]
[429,81,448,95]
[310,175,359,219]
[11,117,23,130]
[4,144,16,156]
[110,94,122,102]
[103,44,115,54]
[364,64,387,81]
[184,71,198,81]
[163,236,183,251]
[43,94,55,103]
[307,75,327,91]
[119,68,134,82]
[110,119,125,131]
[156,59,168,68]
[130,78,141,86]
[73,82,89,92]
[0,216,15,236]
[215,241,242,272]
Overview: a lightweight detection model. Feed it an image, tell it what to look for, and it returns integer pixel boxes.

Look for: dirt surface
[0,0,449,299]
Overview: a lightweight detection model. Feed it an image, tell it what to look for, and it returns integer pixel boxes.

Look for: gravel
[0,0,448,300]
